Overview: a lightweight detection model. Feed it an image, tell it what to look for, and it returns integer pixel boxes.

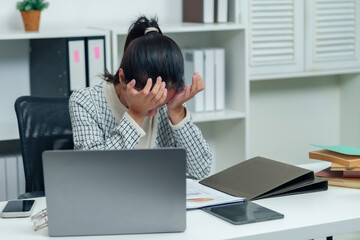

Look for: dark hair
[103,16,184,90]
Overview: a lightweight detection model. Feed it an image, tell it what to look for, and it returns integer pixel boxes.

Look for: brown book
[309,149,360,167]
[199,156,327,200]
[330,163,360,171]
[315,168,360,189]
[183,0,214,23]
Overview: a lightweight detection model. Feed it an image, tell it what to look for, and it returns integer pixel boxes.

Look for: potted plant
[16,0,49,32]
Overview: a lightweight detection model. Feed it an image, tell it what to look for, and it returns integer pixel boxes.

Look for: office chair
[15,96,74,199]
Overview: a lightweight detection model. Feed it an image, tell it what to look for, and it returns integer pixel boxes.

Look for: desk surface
[1,162,360,240]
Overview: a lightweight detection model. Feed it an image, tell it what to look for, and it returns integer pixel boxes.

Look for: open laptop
[42,148,186,237]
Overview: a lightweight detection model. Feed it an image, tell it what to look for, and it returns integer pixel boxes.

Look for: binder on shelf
[183,0,214,23]
[215,0,228,23]
[87,37,105,87]
[68,39,87,91]
[30,38,71,97]
[214,48,225,111]
[204,49,215,112]
[199,156,328,200]
[30,37,106,97]
[183,49,205,112]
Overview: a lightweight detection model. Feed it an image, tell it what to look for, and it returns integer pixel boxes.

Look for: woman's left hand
[167,72,205,124]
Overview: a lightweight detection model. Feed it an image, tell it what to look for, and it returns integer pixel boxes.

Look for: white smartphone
[1,200,36,218]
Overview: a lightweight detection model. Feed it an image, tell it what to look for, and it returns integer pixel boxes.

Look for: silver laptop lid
[42,148,186,237]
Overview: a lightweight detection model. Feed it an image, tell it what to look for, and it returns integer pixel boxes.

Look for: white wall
[340,74,360,147]
[250,76,341,165]
[0,0,182,31]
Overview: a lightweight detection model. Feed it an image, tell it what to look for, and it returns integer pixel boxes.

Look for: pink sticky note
[94,47,100,59]
[74,50,80,63]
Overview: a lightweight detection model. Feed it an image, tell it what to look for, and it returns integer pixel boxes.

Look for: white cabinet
[306,0,360,71]
[249,0,360,79]
[249,0,304,75]
[108,23,248,172]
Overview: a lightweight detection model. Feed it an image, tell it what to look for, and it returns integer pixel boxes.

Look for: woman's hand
[124,77,167,126]
[167,72,205,125]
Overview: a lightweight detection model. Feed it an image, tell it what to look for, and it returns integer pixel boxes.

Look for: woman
[69,16,212,179]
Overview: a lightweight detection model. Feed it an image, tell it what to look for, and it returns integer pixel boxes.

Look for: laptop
[42,148,186,237]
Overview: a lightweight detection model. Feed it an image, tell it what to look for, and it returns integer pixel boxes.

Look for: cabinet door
[249,0,304,76]
[306,0,360,71]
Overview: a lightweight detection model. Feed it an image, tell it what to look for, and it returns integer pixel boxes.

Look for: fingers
[159,88,168,104]
[184,85,191,99]
[154,81,166,103]
[142,78,153,95]
[126,79,137,94]
[196,72,205,91]
[150,77,162,97]
[190,72,205,97]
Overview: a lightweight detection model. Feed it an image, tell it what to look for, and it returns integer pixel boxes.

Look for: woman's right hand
[123,77,167,125]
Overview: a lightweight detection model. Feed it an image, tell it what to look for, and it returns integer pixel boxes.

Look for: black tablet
[202,200,284,225]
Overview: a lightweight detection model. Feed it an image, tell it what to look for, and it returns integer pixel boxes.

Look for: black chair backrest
[15,96,74,193]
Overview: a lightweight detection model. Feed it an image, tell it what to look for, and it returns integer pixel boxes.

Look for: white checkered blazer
[69,84,212,179]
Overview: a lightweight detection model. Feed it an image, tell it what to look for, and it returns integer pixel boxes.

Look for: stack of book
[309,144,360,189]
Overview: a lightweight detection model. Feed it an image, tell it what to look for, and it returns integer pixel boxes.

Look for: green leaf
[16,0,49,11]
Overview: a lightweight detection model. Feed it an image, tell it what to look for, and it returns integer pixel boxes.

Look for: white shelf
[192,110,245,123]
[250,67,360,81]
[0,28,109,40]
[161,23,245,33]
[97,23,246,36]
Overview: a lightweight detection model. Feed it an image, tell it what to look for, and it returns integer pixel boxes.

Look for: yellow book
[309,149,360,168]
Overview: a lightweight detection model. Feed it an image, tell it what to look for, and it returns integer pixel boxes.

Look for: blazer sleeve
[158,107,213,180]
[69,89,144,150]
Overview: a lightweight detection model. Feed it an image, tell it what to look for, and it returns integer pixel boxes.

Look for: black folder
[199,156,328,200]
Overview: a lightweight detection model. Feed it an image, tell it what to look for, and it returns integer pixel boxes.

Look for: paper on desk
[186,179,244,209]
[311,144,360,156]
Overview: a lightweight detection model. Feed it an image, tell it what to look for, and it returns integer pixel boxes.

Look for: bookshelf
[0,28,111,141]
[101,23,248,172]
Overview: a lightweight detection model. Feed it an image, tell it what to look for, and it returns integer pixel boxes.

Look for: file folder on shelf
[204,49,215,112]
[30,38,71,97]
[214,48,225,111]
[199,156,328,200]
[68,39,87,91]
[215,0,228,23]
[87,37,105,87]
[30,37,107,97]
[183,49,205,112]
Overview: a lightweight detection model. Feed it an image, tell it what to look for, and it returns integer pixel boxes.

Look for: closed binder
[199,156,328,200]
[30,38,71,97]
[215,0,228,23]
[214,48,225,111]
[87,37,105,87]
[183,49,205,112]
[68,39,87,91]
[204,49,215,112]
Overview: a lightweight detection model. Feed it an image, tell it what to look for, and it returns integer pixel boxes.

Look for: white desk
[1,162,360,240]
